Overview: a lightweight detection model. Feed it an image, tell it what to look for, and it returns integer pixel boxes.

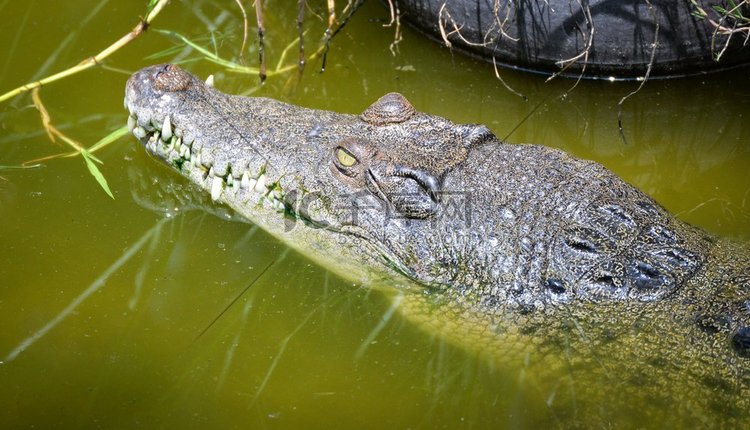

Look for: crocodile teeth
[205,74,214,87]
[254,174,266,193]
[127,115,136,131]
[133,126,147,139]
[161,115,172,141]
[174,136,182,153]
[240,172,251,189]
[247,177,257,191]
[210,176,223,201]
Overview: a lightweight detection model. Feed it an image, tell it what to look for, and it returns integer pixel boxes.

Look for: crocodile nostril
[731,326,750,358]
[153,64,192,92]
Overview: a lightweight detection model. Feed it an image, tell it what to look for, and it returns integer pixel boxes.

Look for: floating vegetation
[689,0,750,61]
[0,0,369,198]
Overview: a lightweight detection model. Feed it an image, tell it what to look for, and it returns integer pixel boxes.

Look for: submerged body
[126,64,749,424]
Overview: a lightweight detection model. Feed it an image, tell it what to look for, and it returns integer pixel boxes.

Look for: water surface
[1,1,749,428]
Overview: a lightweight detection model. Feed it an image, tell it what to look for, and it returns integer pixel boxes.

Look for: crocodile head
[125,64,494,286]
[126,65,745,321]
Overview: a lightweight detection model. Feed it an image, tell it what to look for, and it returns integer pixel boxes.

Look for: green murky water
[1,1,749,428]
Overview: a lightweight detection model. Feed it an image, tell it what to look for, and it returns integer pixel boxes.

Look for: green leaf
[88,125,129,154]
[81,149,114,199]
[146,0,159,13]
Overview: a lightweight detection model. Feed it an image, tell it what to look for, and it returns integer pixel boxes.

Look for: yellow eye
[335,147,358,167]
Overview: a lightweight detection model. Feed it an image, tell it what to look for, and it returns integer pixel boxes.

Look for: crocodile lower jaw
[126,109,285,212]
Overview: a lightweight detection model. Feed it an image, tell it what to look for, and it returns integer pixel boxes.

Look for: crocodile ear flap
[374,166,440,219]
[361,92,416,126]
[457,124,496,148]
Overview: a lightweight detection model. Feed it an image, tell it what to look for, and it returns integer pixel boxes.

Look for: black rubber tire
[393,0,750,79]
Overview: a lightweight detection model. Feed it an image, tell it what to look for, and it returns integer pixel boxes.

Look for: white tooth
[174,137,182,153]
[184,146,191,160]
[254,174,266,193]
[123,96,128,109]
[247,177,257,191]
[227,175,235,187]
[273,200,284,211]
[133,126,147,139]
[210,176,223,201]
[241,172,251,189]
[127,115,136,131]
[205,74,214,87]
[161,116,172,141]
[195,152,202,166]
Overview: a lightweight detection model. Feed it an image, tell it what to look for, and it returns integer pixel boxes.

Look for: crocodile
[125,64,750,424]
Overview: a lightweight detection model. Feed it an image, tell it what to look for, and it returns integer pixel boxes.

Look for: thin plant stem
[157,29,326,78]
[23,125,129,165]
[254,0,267,81]
[0,0,171,104]
[31,88,114,198]
[234,0,249,61]
[297,0,306,70]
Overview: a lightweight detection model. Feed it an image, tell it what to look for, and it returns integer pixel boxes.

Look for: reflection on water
[1,0,749,428]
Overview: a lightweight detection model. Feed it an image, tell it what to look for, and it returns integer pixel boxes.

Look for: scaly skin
[126,64,749,425]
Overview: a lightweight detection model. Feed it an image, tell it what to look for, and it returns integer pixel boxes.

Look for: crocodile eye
[335,147,358,167]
